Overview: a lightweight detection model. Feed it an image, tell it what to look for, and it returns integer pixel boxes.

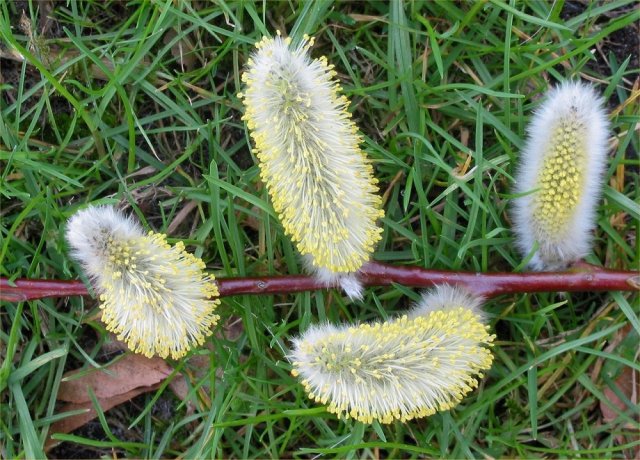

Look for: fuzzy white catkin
[239,33,384,299]
[66,206,220,359]
[512,81,610,270]
[409,284,485,320]
[289,285,495,424]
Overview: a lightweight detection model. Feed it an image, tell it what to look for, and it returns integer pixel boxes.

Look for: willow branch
[1,261,638,302]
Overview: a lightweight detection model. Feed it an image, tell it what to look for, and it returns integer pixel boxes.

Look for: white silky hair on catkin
[409,284,486,321]
[303,254,364,300]
[66,205,142,281]
[512,81,610,270]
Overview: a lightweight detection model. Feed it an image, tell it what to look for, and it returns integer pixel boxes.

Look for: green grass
[1,0,639,458]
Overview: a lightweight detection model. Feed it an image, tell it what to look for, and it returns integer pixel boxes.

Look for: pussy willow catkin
[512,82,609,270]
[66,206,220,359]
[290,286,494,423]
[239,34,384,296]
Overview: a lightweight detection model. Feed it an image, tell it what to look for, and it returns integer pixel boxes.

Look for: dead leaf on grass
[57,354,173,403]
[600,365,640,459]
[595,324,640,459]
[601,366,639,426]
[163,28,196,72]
[46,382,162,451]
[48,316,245,450]
[47,354,174,450]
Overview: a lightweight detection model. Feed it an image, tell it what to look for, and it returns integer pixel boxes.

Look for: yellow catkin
[290,301,494,424]
[240,34,384,274]
[67,206,220,359]
[532,121,586,235]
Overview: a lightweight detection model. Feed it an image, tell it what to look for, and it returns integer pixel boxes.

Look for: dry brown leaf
[348,14,387,23]
[599,343,640,459]
[103,337,198,408]
[46,382,162,451]
[35,0,55,35]
[48,321,243,450]
[163,29,196,72]
[105,335,207,407]
[590,323,630,383]
[57,354,173,403]
[47,354,175,450]
[167,375,190,402]
[601,366,639,426]
[167,200,199,235]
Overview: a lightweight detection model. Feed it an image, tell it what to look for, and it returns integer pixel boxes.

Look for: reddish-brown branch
[0,278,90,302]
[1,261,638,302]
